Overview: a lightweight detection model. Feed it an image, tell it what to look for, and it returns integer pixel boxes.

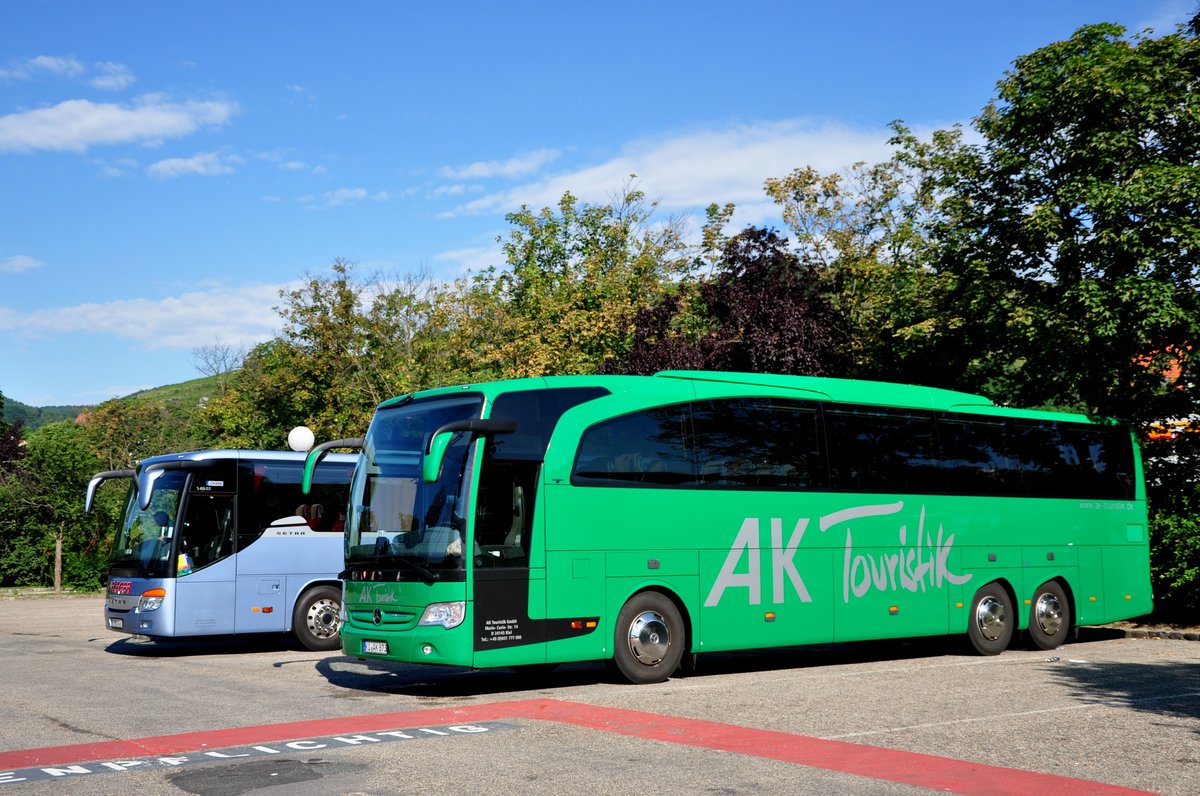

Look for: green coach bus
[304,371,1149,684]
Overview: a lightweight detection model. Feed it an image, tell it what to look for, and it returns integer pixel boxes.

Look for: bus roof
[135,449,359,471]
[377,371,1111,426]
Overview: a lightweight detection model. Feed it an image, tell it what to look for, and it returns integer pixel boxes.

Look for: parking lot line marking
[0,698,1153,795]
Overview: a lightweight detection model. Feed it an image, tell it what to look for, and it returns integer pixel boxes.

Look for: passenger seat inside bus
[503,484,525,550]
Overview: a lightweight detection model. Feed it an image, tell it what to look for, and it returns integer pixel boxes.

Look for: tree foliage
[607,227,849,376]
[0,421,114,588]
[763,128,953,380]
[202,260,451,446]
[924,23,1200,422]
[0,386,24,474]
[457,184,695,378]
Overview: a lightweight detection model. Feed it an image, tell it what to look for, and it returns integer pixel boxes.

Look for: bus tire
[293,585,342,652]
[967,582,1013,655]
[613,591,685,685]
[1028,580,1071,650]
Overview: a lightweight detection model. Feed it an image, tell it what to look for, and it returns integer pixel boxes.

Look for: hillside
[2,398,88,431]
[3,375,221,433]
[117,375,221,410]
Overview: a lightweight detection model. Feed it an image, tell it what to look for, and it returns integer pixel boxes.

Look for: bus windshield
[110,469,187,578]
[345,394,483,578]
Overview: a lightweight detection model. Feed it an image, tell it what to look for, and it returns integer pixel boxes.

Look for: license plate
[363,640,388,655]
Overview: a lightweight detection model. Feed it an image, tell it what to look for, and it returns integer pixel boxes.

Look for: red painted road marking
[0,698,1153,796]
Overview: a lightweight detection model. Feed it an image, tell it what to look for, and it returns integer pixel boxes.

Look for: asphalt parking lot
[1,594,1197,795]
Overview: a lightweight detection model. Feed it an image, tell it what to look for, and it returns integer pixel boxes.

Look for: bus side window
[825,407,939,494]
[571,405,693,487]
[691,398,822,490]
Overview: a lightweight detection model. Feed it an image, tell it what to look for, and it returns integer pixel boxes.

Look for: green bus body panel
[343,372,1151,672]
[341,580,472,665]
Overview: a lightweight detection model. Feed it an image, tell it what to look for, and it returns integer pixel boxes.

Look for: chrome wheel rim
[627,610,670,665]
[306,598,341,639]
[1035,592,1064,637]
[975,595,1008,642]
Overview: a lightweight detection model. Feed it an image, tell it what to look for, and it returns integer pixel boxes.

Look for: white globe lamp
[287,425,315,452]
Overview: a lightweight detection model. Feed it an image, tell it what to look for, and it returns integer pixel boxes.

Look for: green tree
[0,421,110,588]
[910,22,1200,620]
[606,227,849,376]
[203,260,452,446]
[84,398,207,470]
[924,23,1200,422]
[0,387,24,473]
[462,183,694,378]
[764,128,953,380]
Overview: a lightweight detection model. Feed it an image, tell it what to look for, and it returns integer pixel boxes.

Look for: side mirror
[84,469,136,513]
[422,419,518,483]
[301,438,364,494]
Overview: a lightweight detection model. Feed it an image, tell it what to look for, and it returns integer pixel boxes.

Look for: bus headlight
[417,601,465,629]
[138,588,166,612]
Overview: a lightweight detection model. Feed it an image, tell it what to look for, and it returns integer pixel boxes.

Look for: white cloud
[286,83,317,104]
[0,55,135,90]
[439,148,563,180]
[0,55,86,81]
[320,187,368,207]
[256,150,324,174]
[0,282,291,350]
[0,95,237,153]
[1135,0,1192,34]
[1,255,46,273]
[434,244,503,275]
[431,183,478,198]
[147,151,238,178]
[90,61,136,91]
[443,119,898,220]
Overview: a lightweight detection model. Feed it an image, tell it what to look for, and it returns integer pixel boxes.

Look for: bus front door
[173,491,238,636]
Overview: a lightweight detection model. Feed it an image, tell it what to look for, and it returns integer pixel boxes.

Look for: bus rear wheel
[1028,580,1071,650]
[613,591,685,685]
[967,582,1013,655]
[294,585,342,651]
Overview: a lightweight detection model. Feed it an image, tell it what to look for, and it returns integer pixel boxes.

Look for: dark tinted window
[935,418,1019,495]
[488,387,610,460]
[570,398,1135,500]
[691,398,824,489]
[237,460,353,550]
[825,407,940,493]
[1011,421,1135,499]
[572,404,694,486]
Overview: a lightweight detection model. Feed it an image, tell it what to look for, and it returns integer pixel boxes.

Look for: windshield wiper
[343,553,439,584]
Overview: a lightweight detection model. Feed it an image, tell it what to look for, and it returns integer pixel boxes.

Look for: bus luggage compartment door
[175,567,236,636]
[235,575,286,633]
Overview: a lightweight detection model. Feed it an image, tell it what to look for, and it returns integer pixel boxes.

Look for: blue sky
[1,1,1192,407]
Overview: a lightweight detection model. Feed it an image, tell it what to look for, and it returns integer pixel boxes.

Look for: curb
[1121,628,1200,641]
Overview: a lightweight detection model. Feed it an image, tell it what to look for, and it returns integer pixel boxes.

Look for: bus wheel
[1028,580,1071,651]
[613,591,685,685]
[294,586,342,652]
[967,582,1013,655]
